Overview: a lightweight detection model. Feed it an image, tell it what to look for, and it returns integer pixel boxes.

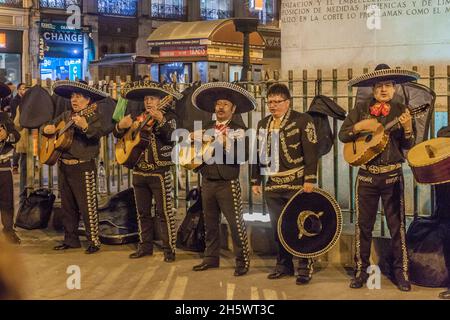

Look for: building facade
[0,0,280,82]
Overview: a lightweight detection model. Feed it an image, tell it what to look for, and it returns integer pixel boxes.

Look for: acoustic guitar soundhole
[365,134,373,143]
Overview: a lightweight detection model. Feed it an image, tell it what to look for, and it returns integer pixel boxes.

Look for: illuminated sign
[0,33,5,49]
[42,31,83,44]
[160,46,207,58]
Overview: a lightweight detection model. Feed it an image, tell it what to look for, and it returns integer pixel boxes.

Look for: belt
[268,168,304,184]
[60,159,89,165]
[361,163,401,174]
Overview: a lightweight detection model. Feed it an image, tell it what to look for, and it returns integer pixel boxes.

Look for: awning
[89,53,153,67]
[147,19,265,48]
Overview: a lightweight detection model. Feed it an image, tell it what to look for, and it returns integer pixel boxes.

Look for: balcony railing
[39,0,81,9]
[151,3,187,20]
[0,0,23,8]
[249,10,276,25]
[200,8,233,20]
[98,0,137,17]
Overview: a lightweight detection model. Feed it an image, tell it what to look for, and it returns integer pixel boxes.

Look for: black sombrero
[19,85,55,129]
[0,82,11,98]
[348,64,420,87]
[121,80,183,101]
[191,82,257,114]
[278,188,343,258]
[53,80,109,102]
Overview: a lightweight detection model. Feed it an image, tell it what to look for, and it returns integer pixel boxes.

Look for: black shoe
[395,277,411,292]
[296,275,312,285]
[267,271,294,280]
[129,248,153,259]
[349,273,369,289]
[234,266,249,277]
[164,252,175,263]
[85,245,100,254]
[4,231,21,244]
[192,262,219,271]
[439,290,450,299]
[53,243,80,250]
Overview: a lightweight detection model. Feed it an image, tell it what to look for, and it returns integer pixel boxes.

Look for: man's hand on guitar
[353,118,379,133]
[43,125,56,135]
[303,182,315,193]
[118,114,133,130]
[72,115,88,131]
[399,109,413,134]
[147,107,164,123]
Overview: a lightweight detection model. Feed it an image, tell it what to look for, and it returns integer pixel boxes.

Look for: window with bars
[39,0,81,9]
[151,0,187,20]
[200,0,233,20]
[249,0,276,25]
[0,0,23,7]
[98,0,137,16]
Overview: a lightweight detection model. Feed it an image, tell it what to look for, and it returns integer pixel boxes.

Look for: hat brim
[278,188,342,258]
[0,82,11,98]
[349,69,420,87]
[192,82,257,114]
[122,81,183,101]
[53,81,109,102]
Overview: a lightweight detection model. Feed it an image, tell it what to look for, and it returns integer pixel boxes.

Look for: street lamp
[232,18,259,82]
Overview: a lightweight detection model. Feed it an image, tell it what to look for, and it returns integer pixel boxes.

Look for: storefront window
[159,62,191,83]
[40,0,81,9]
[200,0,233,20]
[249,0,276,25]
[0,54,21,84]
[151,0,186,20]
[40,57,82,81]
[98,0,137,16]
[0,0,23,8]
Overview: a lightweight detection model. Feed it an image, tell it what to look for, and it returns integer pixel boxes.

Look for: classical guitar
[407,137,450,185]
[343,104,429,166]
[115,95,174,169]
[39,104,97,166]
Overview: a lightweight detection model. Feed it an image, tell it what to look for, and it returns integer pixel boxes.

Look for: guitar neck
[384,117,400,132]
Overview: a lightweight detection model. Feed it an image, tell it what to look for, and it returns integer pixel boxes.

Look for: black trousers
[354,168,409,280]
[132,170,176,254]
[58,160,100,248]
[0,168,14,232]
[201,177,250,269]
[264,187,313,276]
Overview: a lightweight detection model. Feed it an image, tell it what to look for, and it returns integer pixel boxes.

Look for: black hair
[17,83,26,90]
[267,83,291,100]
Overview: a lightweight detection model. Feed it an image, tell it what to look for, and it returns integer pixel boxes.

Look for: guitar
[115,95,174,169]
[39,104,97,166]
[343,104,429,166]
[178,138,214,171]
[407,137,450,185]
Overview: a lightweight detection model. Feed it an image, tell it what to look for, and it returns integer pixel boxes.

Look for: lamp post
[232,18,259,82]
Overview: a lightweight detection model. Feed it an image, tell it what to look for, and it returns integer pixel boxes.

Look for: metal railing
[97,0,137,16]
[23,66,450,236]
[0,0,23,8]
[151,3,187,20]
[39,0,81,9]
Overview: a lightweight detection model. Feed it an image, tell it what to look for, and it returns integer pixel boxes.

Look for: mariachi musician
[42,81,108,254]
[0,100,21,244]
[339,64,420,291]
[437,125,450,300]
[189,82,255,276]
[114,81,181,262]
[252,83,320,285]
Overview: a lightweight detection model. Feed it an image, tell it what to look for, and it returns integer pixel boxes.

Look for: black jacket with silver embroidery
[113,109,177,172]
[338,99,415,166]
[251,109,319,185]
[43,105,103,161]
[0,116,20,167]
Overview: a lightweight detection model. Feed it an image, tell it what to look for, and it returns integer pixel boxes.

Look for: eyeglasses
[267,99,288,106]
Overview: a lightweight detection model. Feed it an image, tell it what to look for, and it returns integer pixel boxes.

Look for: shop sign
[160,46,207,58]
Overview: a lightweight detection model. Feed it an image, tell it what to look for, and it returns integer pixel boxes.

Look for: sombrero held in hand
[191,82,257,113]
[348,64,420,87]
[278,188,343,258]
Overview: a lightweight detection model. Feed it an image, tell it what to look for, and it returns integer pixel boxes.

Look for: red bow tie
[215,123,227,133]
[370,102,391,117]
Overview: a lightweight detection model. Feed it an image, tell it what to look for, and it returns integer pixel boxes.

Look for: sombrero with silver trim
[191,82,257,113]
[278,187,343,258]
[121,80,183,101]
[53,80,109,102]
[348,64,420,87]
[0,82,11,98]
